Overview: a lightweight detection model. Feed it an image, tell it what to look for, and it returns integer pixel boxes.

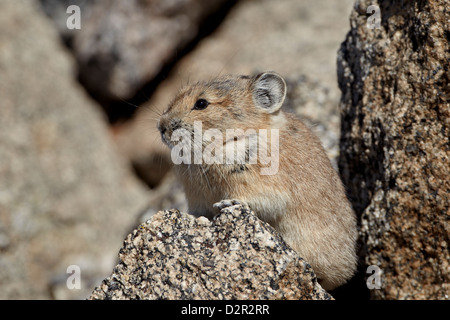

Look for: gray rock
[0,0,149,299]
[90,204,332,300]
[338,0,449,299]
[40,0,234,101]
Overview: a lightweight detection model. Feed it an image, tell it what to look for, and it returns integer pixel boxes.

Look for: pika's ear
[251,72,286,113]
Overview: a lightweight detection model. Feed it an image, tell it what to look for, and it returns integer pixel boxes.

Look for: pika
[157,72,357,290]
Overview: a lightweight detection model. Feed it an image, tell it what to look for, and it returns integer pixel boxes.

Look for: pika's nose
[158,117,181,136]
[169,119,181,130]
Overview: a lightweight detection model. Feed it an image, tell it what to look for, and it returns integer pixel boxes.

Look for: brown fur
[158,73,357,290]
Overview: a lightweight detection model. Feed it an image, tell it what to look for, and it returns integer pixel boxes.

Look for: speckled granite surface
[337,0,449,300]
[90,205,332,300]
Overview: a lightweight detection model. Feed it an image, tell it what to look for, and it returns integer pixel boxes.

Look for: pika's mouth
[157,120,169,146]
[160,132,170,147]
[159,127,173,149]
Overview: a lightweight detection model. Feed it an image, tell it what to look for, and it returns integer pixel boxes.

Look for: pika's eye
[193,99,209,110]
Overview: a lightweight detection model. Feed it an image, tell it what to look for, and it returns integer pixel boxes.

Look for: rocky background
[338,0,449,299]
[0,0,447,300]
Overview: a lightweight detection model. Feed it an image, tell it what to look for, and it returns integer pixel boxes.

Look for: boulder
[337,0,449,299]
[0,0,149,299]
[90,204,332,300]
[39,0,235,104]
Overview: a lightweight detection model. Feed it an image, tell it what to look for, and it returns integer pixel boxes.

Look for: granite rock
[90,204,332,300]
[337,0,449,299]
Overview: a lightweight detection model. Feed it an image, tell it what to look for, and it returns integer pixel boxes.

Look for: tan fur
[158,73,357,290]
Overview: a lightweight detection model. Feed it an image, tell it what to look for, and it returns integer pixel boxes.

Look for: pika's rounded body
[158,72,357,290]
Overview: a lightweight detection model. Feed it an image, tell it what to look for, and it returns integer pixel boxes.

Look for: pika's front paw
[213,199,248,211]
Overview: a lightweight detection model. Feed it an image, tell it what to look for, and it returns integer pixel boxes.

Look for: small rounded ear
[251,72,287,113]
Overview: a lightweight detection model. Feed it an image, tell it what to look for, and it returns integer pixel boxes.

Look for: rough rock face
[90,205,332,300]
[40,0,234,103]
[337,0,449,299]
[0,0,149,299]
